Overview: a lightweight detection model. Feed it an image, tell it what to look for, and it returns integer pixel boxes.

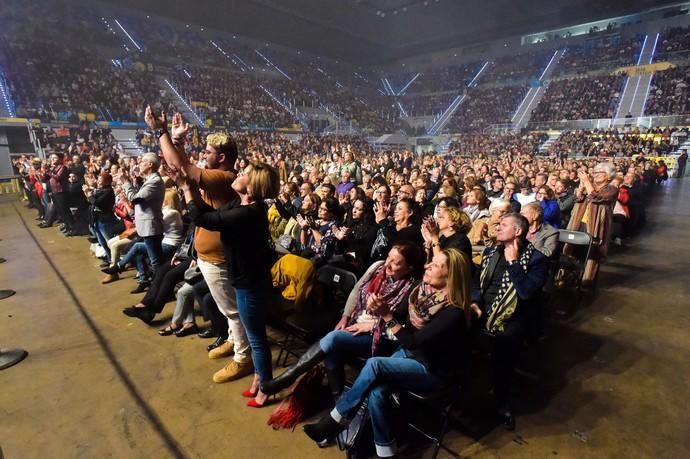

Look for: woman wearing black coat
[86,172,116,264]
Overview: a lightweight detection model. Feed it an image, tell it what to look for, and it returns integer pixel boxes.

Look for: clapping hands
[144,105,167,131]
[333,225,351,240]
[421,216,439,244]
[171,112,190,141]
[374,201,389,223]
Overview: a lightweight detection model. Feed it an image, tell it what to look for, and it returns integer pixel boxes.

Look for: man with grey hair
[103,152,165,279]
[521,202,559,258]
[471,212,548,430]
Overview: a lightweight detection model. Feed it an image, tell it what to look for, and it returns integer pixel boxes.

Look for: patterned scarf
[347,263,416,354]
[407,282,451,330]
[480,243,536,333]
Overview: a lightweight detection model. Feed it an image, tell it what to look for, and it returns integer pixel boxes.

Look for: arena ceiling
[106,0,677,63]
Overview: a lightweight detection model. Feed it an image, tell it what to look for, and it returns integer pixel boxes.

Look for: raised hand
[144,105,167,131]
[421,218,433,244]
[374,201,389,223]
[166,165,190,190]
[171,112,190,140]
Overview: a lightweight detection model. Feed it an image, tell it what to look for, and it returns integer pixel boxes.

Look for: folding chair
[274,264,358,367]
[556,229,593,301]
[397,385,463,459]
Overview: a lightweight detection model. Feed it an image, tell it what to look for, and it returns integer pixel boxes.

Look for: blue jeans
[143,234,164,269]
[235,286,272,383]
[319,330,373,371]
[91,220,114,263]
[118,242,149,281]
[332,349,440,457]
[120,242,177,282]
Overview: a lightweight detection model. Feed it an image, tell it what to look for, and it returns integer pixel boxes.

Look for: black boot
[326,367,345,399]
[303,413,344,445]
[101,264,122,275]
[261,342,324,395]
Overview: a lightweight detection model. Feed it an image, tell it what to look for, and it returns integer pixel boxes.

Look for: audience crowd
[644,65,690,116]
[654,25,690,62]
[12,103,674,457]
[531,75,626,122]
[3,3,689,457]
[447,85,529,132]
[552,35,643,76]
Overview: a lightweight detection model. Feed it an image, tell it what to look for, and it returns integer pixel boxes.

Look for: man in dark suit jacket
[471,213,548,430]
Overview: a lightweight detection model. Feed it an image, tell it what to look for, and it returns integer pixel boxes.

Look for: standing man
[471,213,548,430]
[38,153,74,235]
[104,152,165,274]
[141,107,253,384]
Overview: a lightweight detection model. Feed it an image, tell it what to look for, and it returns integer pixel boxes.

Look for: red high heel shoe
[246,395,275,408]
[241,388,258,398]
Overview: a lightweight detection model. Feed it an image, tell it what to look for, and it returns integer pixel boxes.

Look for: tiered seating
[2,38,174,122]
[447,85,528,132]
[447,131,548,156]
[654,26,690,61]
[545,128,679,157]
[644,66,690,116]
[530,75,626,121]
[169,67,297,130]
[484,50,554,83]
[553,35,643,76]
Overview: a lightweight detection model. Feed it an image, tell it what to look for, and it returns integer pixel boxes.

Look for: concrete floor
[1,179,689,459]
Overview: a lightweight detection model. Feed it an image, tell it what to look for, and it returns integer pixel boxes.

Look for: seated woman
[260,241,425,397]
[303,248,473,458]
[535,185,560,228]
[468,198,510,248]
[102,189,184,291]
[421,205,472,261]
[371,197,423,261]
[332,198,378,275]
[157,266,202,337]
[298,196,341,266]
[121,226,195,324]
[463,186,490,223]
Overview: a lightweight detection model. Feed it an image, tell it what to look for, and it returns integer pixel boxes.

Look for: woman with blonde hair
[422,205,472,261]
[304,248,473,457]
[100,185,183,292]
[434,184,458,201]
[178,161,280,408]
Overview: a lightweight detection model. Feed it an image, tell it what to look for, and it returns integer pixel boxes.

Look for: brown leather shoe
[212,360,254,384]
[208,340,234,359]
[101,273,119,284]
